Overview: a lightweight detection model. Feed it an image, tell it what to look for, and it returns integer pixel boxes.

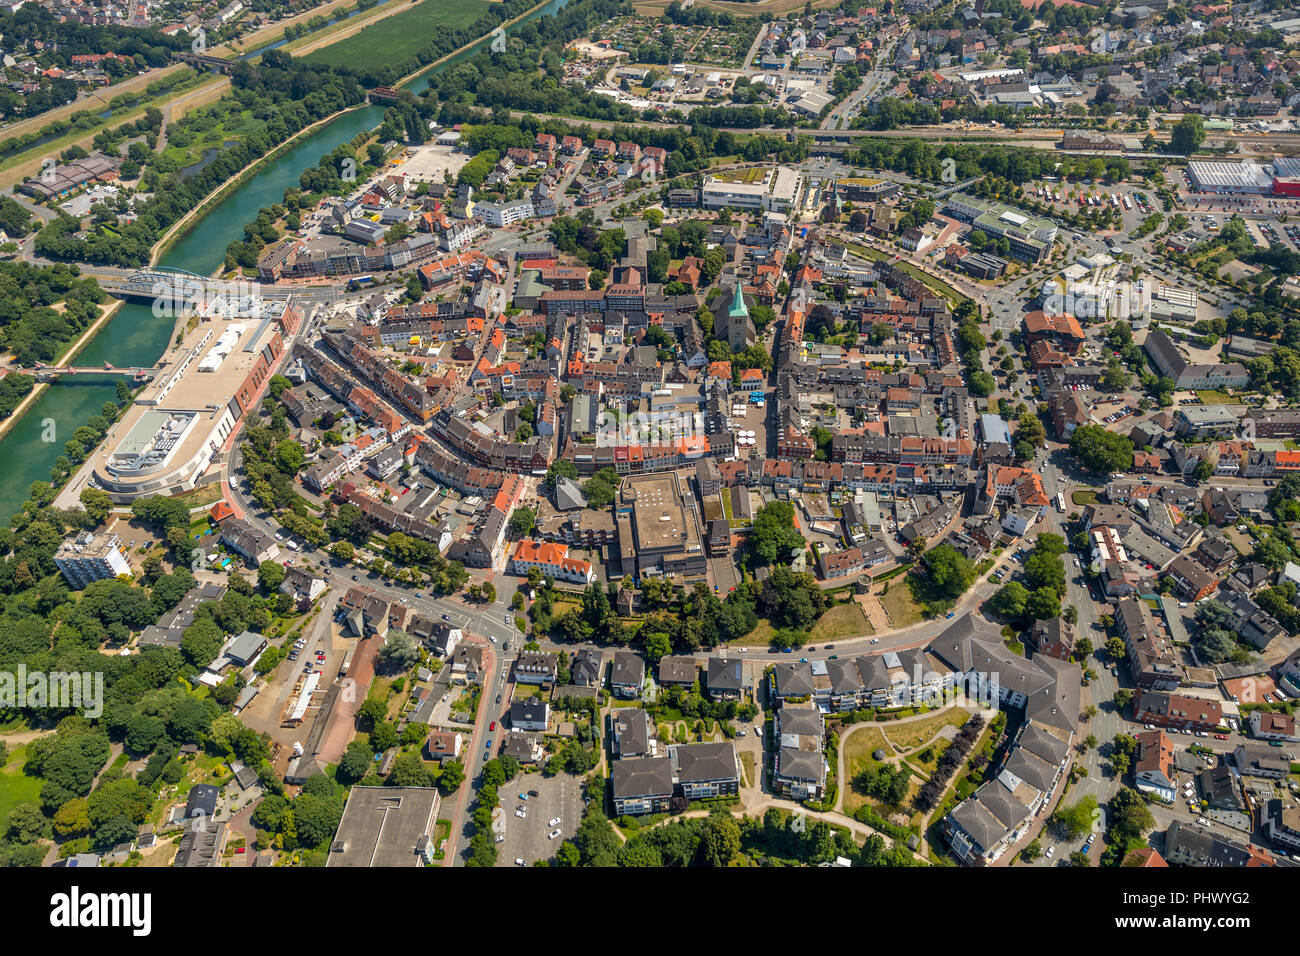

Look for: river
[0,0,570,519]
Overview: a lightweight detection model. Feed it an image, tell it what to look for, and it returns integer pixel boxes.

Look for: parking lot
[493,770,583,866]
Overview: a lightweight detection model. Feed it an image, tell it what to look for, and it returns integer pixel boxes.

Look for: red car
[489,721,496,731]
[1215,734,1228,740]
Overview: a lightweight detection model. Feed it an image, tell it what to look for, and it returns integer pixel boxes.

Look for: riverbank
[149,100,372,273]
[153,0,555,273]
[0,296,124,445]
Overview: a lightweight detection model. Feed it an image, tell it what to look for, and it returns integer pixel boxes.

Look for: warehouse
[1272,156,1300,198]
[1186,160,1273,194]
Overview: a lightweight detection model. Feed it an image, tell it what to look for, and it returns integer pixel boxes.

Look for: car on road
[351,574,358,580]
[496,694,502,704]
[548,828,562,840]
[869,638,879,644]
[489,721,496,731]
[1215,734,1228,740]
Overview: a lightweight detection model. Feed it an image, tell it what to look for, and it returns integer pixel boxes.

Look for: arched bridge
[97,267,304,304]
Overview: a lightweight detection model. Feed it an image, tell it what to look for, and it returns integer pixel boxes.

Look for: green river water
[0,0,570,519]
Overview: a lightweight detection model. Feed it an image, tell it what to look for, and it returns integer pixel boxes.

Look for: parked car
[548,817,561,827]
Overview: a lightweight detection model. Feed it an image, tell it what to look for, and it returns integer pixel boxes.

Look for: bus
[1056,492,1067,513]
[347,275,375,292]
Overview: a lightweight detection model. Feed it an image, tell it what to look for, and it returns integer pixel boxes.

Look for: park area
[303,0,494,68]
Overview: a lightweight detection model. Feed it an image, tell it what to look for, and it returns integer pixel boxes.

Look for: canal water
[0,0,570,519]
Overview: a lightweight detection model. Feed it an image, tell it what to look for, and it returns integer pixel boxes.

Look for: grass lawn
[303,0,494,67]
[905,738,949,776]
[879,583,923,629]
[883,707,970,754]
[1195,390,1242,404]
[739,751,756,788]
[810,601,872,640]
[737,617,776,647]
[0,745,41,825]
[840,725,891,814]
[1071,490,1100,506]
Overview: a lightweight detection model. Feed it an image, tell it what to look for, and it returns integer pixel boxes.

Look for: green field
[0,745,42,826]
[303,0,495,68]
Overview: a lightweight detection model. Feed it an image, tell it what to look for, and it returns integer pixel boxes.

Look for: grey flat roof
[327,786,440,867]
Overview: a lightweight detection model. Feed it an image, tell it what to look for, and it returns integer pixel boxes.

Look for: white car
[548,828,562,840]
[489,635,497,644]
[515,858,526,866]
[514,809,527,819]
[548,817,561,828]
[1045,845,1056,859]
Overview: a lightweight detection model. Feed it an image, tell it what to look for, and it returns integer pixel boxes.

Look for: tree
[988,581,1029,619]
[4,803,48,844]
[339,740,373,782]
[1109,787,1155,846]
[79,487,112,526]
[378,629,421,671]
[275,440,305,475]
[1170,113,1205,155]
[1026,586,1061,620]
[698,811,741,867]
[750,500,804,565]
[378,746,426,786]
[1069,425,1133,475]
[438,760,465,793]
[509,506,536,538]
[969,371,996,397]
[257,561,286,593]
[919,544,974,599]
[1052,794,1099,839]
[583,467,621,509]
[1101,363,1130,392]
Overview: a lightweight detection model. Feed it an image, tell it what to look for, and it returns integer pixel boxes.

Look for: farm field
[302,0,495,68]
